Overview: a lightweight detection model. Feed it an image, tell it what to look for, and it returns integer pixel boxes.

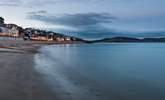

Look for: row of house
[0,17,76,42]
[23,28,73,42]
[0,25,74,42]
[0,26,74,42]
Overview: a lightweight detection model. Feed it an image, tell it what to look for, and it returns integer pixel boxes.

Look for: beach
[0,40,57,100]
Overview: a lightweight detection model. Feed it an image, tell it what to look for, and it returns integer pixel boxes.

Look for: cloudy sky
[0,0,165,39]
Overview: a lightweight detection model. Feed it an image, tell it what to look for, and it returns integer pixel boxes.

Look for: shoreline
[0,40,58,100]
[1,41,165,100]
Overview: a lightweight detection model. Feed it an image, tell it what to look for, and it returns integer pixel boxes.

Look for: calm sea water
[35,43,165,100]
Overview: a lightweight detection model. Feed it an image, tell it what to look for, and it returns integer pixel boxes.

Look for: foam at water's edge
[34,45,101,100]
[33,43,165,100]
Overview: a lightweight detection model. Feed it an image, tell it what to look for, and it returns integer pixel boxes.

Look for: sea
[34,43,165,100]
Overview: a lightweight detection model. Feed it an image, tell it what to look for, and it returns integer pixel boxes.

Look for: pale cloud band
[0,0,22,6]
[0,0,101,7]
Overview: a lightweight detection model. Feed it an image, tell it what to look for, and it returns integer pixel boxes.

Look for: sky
[0,0,165,39]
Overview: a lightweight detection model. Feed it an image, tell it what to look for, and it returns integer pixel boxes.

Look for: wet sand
[0,40,57,100]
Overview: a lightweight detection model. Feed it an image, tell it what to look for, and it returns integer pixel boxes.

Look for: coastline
[0,40,57,100]
[1,41,165,100]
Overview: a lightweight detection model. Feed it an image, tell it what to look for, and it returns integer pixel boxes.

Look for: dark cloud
[28,12,114,27]
[27,11,117,38]
[0,0,22,6]
[28,11,115,26]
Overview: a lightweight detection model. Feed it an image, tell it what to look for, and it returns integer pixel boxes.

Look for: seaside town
[0,17,79,42]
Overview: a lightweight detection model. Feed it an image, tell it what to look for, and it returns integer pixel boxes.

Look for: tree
[0,28,2,32]
[0,17,4,26]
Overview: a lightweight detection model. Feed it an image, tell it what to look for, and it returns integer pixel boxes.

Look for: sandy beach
[0,40,57,100]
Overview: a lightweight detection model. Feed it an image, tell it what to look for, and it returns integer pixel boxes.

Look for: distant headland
[86,37,165,43]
